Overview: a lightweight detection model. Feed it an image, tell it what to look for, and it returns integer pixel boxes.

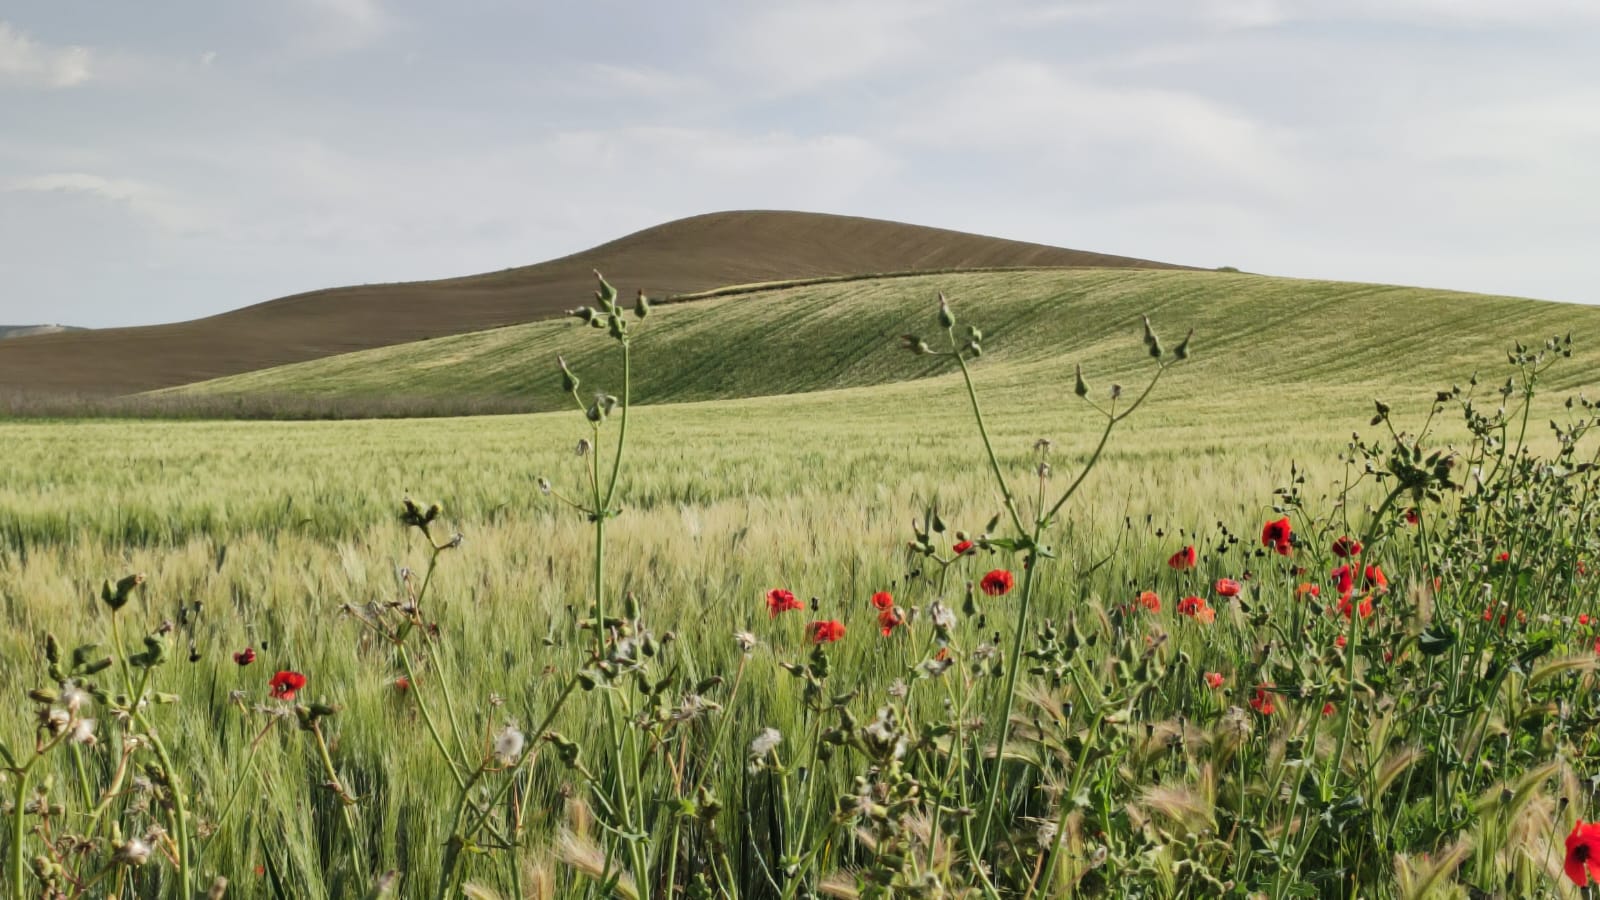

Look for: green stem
[953,351,1025,536]
[398,644,467,788]
[976,545,1042,851]
[311,723,366,892]
[9,766,29,900]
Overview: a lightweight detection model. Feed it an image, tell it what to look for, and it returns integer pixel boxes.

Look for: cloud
[290,0,389,52]
[718,0,956,93]
[5,173,201,231]
[0,21,91,87]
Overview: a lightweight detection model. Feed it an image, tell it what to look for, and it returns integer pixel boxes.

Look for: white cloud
[291,0,389,52]
[719,0,954,93]
[5,173,202,231]
[0,21,91,87]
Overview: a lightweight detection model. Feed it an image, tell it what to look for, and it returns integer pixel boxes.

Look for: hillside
[172,268,1600,416]
[0,211,1181,395]
[0,324,84,340]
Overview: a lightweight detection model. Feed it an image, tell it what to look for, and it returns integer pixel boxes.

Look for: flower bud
[900,334,931,355]
[593,270,618,308]
[1174,329,1193,360]
[937,293,956,329]
[1074,365,1089,398]
[558,355,580,393]
[633,290,651,319]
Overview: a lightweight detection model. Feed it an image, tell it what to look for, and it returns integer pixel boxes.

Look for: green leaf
[1418,624,1456,657]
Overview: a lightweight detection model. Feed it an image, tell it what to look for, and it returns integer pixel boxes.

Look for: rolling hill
[172,267,1600,420]
[0,324,84,340]
[0,211,1181,396]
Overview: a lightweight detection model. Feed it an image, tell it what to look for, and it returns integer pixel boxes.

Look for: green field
[3,270,1599,898]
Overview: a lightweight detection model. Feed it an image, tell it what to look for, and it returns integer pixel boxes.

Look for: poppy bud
[634,289,651,319]
[558,355,580,393]
[593,270,618,308]
[1174,329,1193,360]
[1074,365,1088,398]
[938,293,955,329]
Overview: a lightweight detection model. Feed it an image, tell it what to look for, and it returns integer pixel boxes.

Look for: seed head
[494,724,526,765]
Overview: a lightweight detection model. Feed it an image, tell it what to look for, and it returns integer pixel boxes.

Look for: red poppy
[1260,517,1292,555]
[1178,596,1215,623]
[1296,582,1321,599]
[269,670,307,702]
[1214,578,1241,598]
[1204,672,1224,689]
[1250,684,1275,715]
[1322,702,1336,717]
[1338,593,1374,620]
[1331,564,1355,600]
[1566,820,1600,886]
[1137,591,1161,613]
[1403,508,1420,526]
[870,591,894,611]
[980,570,1015,596]
[1334,634,1347,649]
[394,676,411,693]
[952,540,975,556]
[1167,545,1198,570]
[766,588,802,618]
[1485,606,1509,628]
[1331,536,1363,558]
[877,608,904,637]
[1495,551,1510,563]
[805,620,846,644]
[1363,565,1389,592]
[233,647,256,666]
[1581,614,1591,626]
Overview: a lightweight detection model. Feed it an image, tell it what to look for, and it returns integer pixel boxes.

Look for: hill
[170,267,1600,417]
[0,324,84,340]
[0,211,1181,396]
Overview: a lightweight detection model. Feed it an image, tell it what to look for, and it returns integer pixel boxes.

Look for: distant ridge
[0,324,84,340]
[0,211,1184,395]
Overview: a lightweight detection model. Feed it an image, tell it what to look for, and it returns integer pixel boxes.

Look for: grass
[2,270,1598,897]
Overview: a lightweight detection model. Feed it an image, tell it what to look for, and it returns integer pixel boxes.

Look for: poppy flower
[1214,578,1241,598]
[269,671,307,702]
[980,570,1014,596]
[1167,545,1198,570]
[1485,606,1509,628]
[1322,702,1337,717]
[1250,684,1275,715]
[1295,582,1321,599]
[1566,820,1600,886]
[1204,672,1224,689]
[233,647,256,666]
[394,676,411,693]
[1363,565,1389,592]
[1177,596,1214,623]
[1260,517,1292,555]
[870,591,894,611]
[1335,634,1347,649]
[1403,508,1420,526]
[1137,591,1161,613]
[877,608,904,637]
[1582,614,1591,626]
[952,540,975,556]
[805,620,846,644]
[1495,551,1511,563]
[1331,536,1363,558]
[1338,593,1373,620]
[766,588,802,618]
[1330,565,1355,600]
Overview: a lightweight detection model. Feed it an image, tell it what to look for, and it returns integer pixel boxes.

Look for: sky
[2,0,1599,328]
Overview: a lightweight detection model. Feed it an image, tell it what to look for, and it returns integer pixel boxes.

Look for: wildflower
[1403,508,1420,526]
[1204,672,1224,689]
[805,620,846,644]
[494,724,526,765]
[268,671,307,702]
[952,540,975,556]
[1332,536,1363,558]
[1335,634,1347,649]
[749,728,783,756]
[1167,545,1198,570]
[870,591,894,611]
[1495,551,1511,563]
[1137,591,1161,613]
[1296,582,1321,599]
[1214,578,1242,598]
[394,677,411,693]
[1363,564,1389,592]
[877,608,905,637]
[1338,593,1374,620]
[69,718,96,746]
[980,570,1015,596]
[1566,820,1600,886]
[233,647,257,666]
[1177,596,1213,623]
[1250,685,1276,716]
[1321,702,1336,717]
[1582,614,1592,626]
[1261,517,1292,555]
[766,589,802,618]
[927,600,956,630]
[113,838,152,867]
[733,630,759,653]
[1331,565,1355,600]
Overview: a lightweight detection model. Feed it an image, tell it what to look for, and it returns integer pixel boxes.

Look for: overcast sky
[2,1,1598,327]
